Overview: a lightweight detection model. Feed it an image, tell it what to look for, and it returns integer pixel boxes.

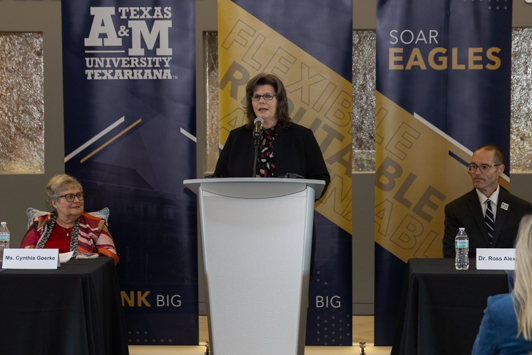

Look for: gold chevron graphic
[218,0,353,233]
[375,91,509,261]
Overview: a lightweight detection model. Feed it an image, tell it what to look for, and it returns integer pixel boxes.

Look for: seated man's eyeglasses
[467,164,501,173]
[59,192,85,202]
[251,93,276,101]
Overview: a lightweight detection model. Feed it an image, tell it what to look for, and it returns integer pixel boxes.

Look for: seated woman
[471,214,532,354]
[20,174,119,264]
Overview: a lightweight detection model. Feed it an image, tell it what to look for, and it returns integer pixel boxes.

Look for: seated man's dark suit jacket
[443,187,532,258]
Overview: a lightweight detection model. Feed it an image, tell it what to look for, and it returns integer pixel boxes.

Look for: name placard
[476,248,516,270]
[2,249,60,269]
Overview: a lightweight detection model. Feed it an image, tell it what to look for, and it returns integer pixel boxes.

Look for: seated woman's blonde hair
[513,214,532,340]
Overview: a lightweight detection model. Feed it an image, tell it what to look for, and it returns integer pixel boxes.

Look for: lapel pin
[501,202,509,211]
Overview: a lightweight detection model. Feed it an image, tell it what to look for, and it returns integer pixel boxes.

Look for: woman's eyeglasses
[59,192,85,202]
[251,93,276,101]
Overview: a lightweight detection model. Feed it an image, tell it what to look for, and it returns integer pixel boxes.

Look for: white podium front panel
[199,187,314,355]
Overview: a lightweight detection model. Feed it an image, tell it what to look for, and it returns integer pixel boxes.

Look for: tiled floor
[128,316,392,355]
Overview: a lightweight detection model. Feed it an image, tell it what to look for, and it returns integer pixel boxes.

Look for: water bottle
[455,227,469,270]
[0,222,10,260]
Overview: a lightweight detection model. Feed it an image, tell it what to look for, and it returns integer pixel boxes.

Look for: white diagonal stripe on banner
[64,116,125,163]
[180,127,197,143]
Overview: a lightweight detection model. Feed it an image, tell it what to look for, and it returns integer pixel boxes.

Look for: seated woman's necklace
[59,225,73,236]
[57,221,74,237]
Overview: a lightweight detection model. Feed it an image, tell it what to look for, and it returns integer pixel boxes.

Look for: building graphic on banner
[62,0,198,345]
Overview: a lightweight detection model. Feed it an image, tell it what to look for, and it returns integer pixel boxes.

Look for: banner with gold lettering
[62,0,198,345]
[218,0,353,346]
[375,0,512,345]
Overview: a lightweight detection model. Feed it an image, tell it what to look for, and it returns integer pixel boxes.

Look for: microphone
[253,117,264,139]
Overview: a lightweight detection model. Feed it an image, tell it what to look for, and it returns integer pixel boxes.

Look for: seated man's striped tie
[485,199,495,246]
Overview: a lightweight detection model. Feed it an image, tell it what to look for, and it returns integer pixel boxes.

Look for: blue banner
[62,0,198,345]
[375,0,512,345]
[219,0,353,346]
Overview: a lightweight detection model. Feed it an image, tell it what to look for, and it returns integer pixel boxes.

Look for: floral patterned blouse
[256,125,279,177]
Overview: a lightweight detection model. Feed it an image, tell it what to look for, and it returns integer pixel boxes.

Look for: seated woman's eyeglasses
[251,93,276,101]
[467,164,501,173]
[59,192,85,202]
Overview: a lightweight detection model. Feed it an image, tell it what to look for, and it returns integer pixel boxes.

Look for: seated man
[443,144,532,258]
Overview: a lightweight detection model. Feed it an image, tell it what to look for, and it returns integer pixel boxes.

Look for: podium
[184,178,325,355]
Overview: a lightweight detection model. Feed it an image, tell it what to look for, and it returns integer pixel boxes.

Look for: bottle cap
[459,227,465,231]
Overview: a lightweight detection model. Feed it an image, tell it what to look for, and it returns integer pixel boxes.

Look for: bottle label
[455,240,468,248]
[0,233,8,242]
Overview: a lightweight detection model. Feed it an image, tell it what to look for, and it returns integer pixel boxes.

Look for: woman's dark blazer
[213,123,330,198]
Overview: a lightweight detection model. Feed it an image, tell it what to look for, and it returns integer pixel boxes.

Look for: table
[391,258,510,355]
[0,257,129,355]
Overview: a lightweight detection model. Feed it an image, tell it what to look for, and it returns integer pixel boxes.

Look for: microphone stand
[252,117,263,177]
[252,137,260,177]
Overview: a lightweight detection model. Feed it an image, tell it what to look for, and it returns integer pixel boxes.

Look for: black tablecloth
[0,257,129,355]
[391,258,510,355]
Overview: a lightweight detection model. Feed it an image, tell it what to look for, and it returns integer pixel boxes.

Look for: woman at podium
[20,174,119,264]
[212,73,330,198]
